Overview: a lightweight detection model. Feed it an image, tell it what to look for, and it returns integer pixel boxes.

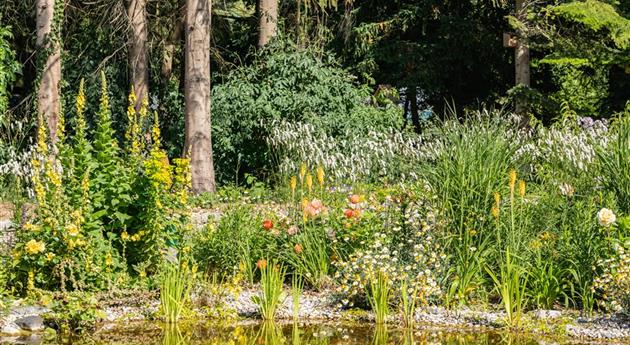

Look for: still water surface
[32,321,561,345]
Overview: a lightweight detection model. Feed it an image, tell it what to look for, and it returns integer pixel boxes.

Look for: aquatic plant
[160,261,196,323]
[367,270,392,324]
[252,259,286,320]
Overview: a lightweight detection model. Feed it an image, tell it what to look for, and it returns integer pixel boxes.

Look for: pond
[1,322,571,345]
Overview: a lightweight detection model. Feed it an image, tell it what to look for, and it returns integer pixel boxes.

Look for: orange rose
[349,194,361,204]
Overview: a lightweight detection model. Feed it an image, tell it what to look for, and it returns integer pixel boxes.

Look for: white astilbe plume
[516,117,612,174]
[267,121,438,183]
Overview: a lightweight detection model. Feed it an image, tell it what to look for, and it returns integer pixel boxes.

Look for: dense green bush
[211,42,403,183]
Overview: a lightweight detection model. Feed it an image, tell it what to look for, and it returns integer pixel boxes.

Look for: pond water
[4,322,565,345]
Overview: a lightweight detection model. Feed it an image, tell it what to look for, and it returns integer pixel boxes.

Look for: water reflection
[0,322,555,345]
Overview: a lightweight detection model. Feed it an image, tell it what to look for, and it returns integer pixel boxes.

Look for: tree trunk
[184,0,216,193]
[515,0,530,123]
[161,17,183,81]
[36,0,62,144]
[258,0,278,48]
[127,0,149,110]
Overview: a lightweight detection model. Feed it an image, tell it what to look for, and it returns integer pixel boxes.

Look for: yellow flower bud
[316,166,325,186]
[306,173,313,193]
[290,176,297,194]
[518,180,526,198]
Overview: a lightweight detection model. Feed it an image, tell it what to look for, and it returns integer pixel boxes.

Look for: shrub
[11,75,191,291]
[335,198,443,308]
[192,206,277,283]
[211,42,402,183]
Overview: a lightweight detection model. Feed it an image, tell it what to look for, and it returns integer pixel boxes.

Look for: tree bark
[36,0,62,144]
[258,0,278,48]
[515,0,530,123]
[127,0,149,110]
[184,0,216,193]
[161,16,183,81]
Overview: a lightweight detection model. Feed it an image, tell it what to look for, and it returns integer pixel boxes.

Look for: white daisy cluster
[594,240,630,313]
[267,121,437,183]
[334,200,444,306]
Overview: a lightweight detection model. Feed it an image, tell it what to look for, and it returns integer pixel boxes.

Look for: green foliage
[192,206,276,282]
[419,110,519,304]
[211,41,402,183]
[282,225,331,290]
[160,261,196,323]
[291,272,304,321]
[44,291,104,333]
[485,249,527,329]
[11,76,192,292]
[399,279,418,328]
[553,0,630,49]
[252,259,286,320]
[366,271,391,325]
[0,25,19,117]
[597,105,630,214]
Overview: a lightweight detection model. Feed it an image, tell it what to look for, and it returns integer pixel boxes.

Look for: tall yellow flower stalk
[290,176,297,199]
[76,79,87,138]
[306,173,313,194]
[492,192,501,219]
[126,87,139,154]
[518,180,526,199]
[508,169,517,198]
[299,163,307,185]
[151,111,162,149]
[316,166,325,187]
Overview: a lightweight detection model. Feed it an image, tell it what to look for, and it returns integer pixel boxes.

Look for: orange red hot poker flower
[262,219,273,230]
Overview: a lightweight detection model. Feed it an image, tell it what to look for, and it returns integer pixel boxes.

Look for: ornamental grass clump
[597,104,630,214]
[486,249,527,329]
[420,110,520,304]
[252,259,286,320]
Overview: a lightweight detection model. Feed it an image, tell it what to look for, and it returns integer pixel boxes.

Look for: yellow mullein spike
[126,86,137,145]
[98,71,111,124]
[518,180,526,198]
[139,96,149,123]
[316,166,325,186]
[151,111,161,148]
[76,79,87,138]
[36,115,48,156]
[56,106,65,144]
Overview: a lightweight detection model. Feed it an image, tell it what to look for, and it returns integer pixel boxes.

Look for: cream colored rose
[597,208,616,227]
